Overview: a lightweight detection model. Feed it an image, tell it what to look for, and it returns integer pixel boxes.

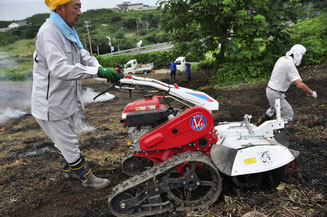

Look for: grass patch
[0,39,34,81]
[1,39,35,57]
[83,149,123,167]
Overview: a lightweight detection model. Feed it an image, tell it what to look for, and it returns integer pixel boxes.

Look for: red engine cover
[123,96,166,114]
[139,106,213,150]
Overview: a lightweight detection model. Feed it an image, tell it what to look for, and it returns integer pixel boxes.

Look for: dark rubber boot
[70,156,110,190]
[81,171,111,190]
[256,113,271,126]
[57,152,80,180]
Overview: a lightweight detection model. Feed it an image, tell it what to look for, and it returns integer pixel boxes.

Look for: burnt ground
[0,63,326,217]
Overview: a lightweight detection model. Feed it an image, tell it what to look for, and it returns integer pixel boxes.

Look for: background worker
[168,59,177,79]
[185,61,191,81]
[257,44,317,125]
[32,0,119,189]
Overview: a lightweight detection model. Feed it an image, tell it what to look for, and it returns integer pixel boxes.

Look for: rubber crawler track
[108,151,222,217]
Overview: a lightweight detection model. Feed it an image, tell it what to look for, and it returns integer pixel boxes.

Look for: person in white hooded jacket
[257,44,317,125]
[32,0,119,190]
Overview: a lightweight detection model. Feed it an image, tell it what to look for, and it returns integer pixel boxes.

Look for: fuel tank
[139,106,213,150]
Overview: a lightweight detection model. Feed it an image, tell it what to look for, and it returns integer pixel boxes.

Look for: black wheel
[122,156,144,176]
[166,161,221,207]
[110,192,135,215]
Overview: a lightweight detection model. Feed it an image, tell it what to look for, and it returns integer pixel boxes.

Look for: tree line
[1,1,326,85]
[157,0,327,85]
[0,9,166,53]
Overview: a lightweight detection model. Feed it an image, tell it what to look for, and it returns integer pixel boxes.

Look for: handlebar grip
[118,71,125,79]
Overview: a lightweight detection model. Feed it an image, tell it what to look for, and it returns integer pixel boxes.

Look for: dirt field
[0,63,326,217]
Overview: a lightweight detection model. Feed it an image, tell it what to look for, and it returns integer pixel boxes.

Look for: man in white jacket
[257,44,317,125]
[32,0,118,189]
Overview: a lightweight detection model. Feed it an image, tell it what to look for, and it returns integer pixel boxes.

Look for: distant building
[115,1,157,11]
[8,21,31,29]
[0,21,31,32]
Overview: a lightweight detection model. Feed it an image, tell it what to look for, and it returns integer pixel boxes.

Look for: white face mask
[293,52,303,66]
[286,44,306,66]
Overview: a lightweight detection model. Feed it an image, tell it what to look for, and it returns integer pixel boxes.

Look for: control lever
[93,85,116,100]
[94,67,124,100]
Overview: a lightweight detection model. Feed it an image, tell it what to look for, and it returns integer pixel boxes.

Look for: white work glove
[310,91,317,99]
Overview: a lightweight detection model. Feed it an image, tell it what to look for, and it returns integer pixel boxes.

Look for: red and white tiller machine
[105,74,299,217]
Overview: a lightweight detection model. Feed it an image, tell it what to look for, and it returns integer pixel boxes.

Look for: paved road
[100,42,174,56]
[136,44,174,54]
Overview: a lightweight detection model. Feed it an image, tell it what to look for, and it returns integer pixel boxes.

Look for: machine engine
[121,95,170,148]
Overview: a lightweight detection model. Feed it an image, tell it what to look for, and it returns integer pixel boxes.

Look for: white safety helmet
[286,44,306,66]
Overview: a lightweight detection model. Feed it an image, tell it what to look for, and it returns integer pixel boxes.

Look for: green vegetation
[74,9,167,54]
[158,0,327,86]
[0,10,166,81]
[0,3,326,84]
[287,8,327,65]
[97,51,174,69]
[0,14,49,46]
[0,21,12,28]
[0,10,165,53]
[0,39,34,81]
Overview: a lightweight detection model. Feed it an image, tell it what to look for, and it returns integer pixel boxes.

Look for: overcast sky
[0,0,158,21]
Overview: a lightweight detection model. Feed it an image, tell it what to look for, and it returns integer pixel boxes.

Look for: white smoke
[0,80,32,125]
[81,87,115,104]
[75,87,115,134]
[0,84,115,126]
[0,51,30,125]
[74,112,95,135]
[0,107,26,125]
[0,51,18,75]
[1,48,115,126]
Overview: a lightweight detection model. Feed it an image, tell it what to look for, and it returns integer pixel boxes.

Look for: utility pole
[84,21,92,54]
[83,35,87,49]
[136,18,142,36]
[136,20,139,36]
[145,21,149,35]
[106,36,112,53]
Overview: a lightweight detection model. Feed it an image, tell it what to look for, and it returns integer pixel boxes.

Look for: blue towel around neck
[49,11,83,50]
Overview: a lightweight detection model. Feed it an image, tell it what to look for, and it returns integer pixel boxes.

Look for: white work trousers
[36,113,80,163]
[265,87,294,122]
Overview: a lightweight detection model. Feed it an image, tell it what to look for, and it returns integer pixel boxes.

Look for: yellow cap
[44,0,71,11]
